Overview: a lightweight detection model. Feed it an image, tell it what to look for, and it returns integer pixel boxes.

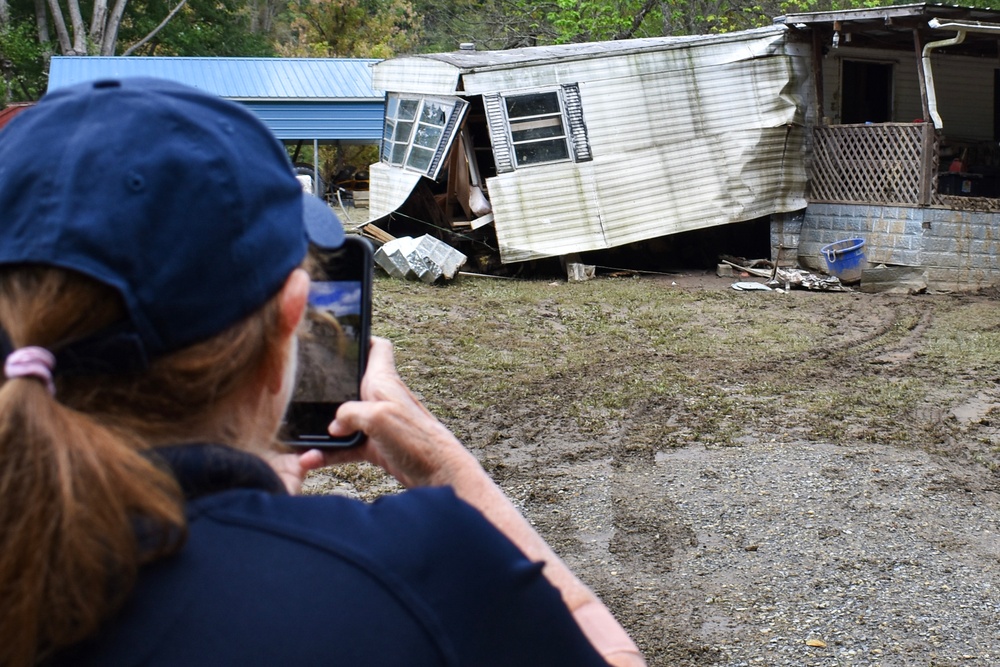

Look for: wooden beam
[913,28,935,206]
[812,29,826,124]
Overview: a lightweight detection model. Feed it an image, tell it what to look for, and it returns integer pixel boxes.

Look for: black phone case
[282,235,373,448]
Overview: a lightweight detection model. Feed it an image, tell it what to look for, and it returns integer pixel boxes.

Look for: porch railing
[810,123,938,206]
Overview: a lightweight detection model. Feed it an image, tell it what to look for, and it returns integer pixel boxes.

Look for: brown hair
[0,265,283,666]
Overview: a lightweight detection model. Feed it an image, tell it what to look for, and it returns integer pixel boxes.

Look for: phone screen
[282,236,372,447]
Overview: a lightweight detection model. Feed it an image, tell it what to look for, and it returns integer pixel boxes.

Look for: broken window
[381,95,469,179]
[484,84,592,173]
[505,92,570,165]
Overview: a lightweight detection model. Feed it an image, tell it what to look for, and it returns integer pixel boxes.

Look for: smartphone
[282,235,373,447]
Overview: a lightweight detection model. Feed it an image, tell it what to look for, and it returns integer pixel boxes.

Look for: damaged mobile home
[364,25,810,269]
[367,4,1000,290]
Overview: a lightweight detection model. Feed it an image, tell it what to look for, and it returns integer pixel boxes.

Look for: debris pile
[374,235,467,283]
[723,259,850,292]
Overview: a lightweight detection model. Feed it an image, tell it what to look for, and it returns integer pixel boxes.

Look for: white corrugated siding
[371,59,462,96]
[487,46,807,262]
[368,162,422,218]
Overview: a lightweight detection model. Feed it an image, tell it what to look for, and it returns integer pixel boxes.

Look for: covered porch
[774,3,1000,290]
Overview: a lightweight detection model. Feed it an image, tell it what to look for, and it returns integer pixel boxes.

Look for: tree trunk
[34,0,51,45]
[66,0,87,53]
[99,0,128,55]
[45,0,73,53]
[1,0,10,27]
[89,0,108,50]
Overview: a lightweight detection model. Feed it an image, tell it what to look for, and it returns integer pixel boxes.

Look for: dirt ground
[305,269,1000,666]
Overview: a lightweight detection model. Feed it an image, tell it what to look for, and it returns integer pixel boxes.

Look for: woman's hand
[323,336,479,489]
[314,337,646,665]
[264,448,328,495]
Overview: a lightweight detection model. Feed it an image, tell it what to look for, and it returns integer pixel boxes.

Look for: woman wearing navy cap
[0,78,644,667]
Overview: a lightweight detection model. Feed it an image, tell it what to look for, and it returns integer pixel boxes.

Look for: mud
[307,270,1000,665]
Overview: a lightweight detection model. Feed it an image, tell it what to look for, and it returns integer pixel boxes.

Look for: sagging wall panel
[487,49,807,262]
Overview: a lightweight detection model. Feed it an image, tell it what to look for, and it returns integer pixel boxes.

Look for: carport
[47,56,384,212]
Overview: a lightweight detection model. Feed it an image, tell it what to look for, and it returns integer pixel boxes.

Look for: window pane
[383,120,395,142]
[510,116,564,142]
[506,93,561,118]
[515,139,569,165]
[413,124,443,149]
[420,102,448,126]
[393,121,414,143]
[391,142,408,165]
[386,96,399,118]
[406,146,434,172]
[397,99,419,121]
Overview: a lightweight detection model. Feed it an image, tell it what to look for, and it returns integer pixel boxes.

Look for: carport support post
[313,139,321,199]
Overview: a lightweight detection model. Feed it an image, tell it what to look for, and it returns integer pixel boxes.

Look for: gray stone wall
[784,202,1000,291]
[770,210,804,267]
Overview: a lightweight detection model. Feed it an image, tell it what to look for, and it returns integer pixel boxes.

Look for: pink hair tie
[4,346,56,396]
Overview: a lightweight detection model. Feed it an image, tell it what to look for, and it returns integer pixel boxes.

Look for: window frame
[503,90,572,168]
[380,94,468,180]
[484,84,592,174]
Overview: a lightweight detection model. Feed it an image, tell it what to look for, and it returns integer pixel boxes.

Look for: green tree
[117,0,274,55]
[276,0,422,58]
[413,0,910,51]
[0,0,279,102]
[0,16,48,102]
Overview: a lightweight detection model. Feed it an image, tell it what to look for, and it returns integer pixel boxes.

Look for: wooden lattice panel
[810,123,929,205]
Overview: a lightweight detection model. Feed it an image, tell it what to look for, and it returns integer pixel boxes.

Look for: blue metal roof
[46,56,386,142]
[48,56,383,100]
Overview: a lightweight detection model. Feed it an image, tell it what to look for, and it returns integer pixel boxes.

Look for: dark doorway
[993,69,1000,141]
[841,60,893,124]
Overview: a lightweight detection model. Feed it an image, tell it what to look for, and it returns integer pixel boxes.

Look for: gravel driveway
[307,273,1000,666]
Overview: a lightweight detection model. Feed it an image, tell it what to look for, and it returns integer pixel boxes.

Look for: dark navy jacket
[53,445,610,666]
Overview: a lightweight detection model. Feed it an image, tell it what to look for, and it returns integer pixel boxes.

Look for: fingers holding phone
[327,337,479,489]
[281,236,373,448]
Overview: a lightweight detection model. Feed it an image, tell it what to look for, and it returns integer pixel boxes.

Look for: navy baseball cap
[0,77,344,371]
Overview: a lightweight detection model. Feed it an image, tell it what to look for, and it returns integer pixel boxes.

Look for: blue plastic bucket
[821,238,866,284]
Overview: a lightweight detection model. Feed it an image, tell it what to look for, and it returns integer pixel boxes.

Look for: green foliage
[118,0,275,55]
[276,0,422,58]
[0,19,49,103]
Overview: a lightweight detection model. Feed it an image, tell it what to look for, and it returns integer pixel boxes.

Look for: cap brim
[302,193,345,249]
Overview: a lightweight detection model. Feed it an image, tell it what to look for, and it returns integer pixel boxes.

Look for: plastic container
[821,238,866,284]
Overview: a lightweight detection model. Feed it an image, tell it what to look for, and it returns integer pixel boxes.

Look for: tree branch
[614,0,659,40]
[121,0,186,56]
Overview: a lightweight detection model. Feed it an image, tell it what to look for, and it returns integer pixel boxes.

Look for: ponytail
[0,380,183,666]
[0,265,281,665]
